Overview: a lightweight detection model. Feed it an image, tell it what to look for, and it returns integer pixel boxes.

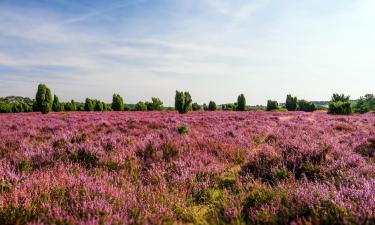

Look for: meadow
[1,111,375,224]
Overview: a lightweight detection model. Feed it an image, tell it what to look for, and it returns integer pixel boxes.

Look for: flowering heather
[0,111,375,224]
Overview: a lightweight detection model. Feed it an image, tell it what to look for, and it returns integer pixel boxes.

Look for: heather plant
[285,94,298,111]
[175,91,192,114]
[237,94,246,111]
[266,100,278,111]
[112,94,124,111]
[208,101,217,111]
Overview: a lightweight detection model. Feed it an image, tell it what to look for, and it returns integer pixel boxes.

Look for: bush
[175,91,192,114]
[0,102,13,113]
[146,97,163,111]
[134,101,147,111]
[208,101,217,111]
[94,100,104,111]
[34,84,53,114]
[237,94,246,111]
[266,100,278,111]
[285,94,298,111]
[222,103,236,111]
[328,101,352,115]
[192,103,202,111]
[178,125,189,134]
[331,93,350,102]
[298,100,316,112]
[63,100,77,112]
[112,94,124,111]
[354,98,370,114]
[84,98,95,111]
[52,95,62,112]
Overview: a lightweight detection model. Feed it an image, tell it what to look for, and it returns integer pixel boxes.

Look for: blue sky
[0,0,374,105]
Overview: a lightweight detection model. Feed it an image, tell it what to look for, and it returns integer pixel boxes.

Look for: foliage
[266,100,278,111]
[285,94,298,111]
[175,91,192,114]
[63,100,77,112]
[192,103,202,111]
[146,97,164,111]
[178,125,189,134]
[34,84,53,114]
[328,101,352,115]
[222,103,237,111]
[331,93,350,102]
[84,98,95,111]
[354,94,374,113]
[112,94,125,111]
[52,95,63,112]
[237,94,246,111]
[298,100,316,112]
[134,101,147,111]
[208,101,217,111]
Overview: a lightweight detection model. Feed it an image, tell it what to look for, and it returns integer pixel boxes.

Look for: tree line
[0,84,374,115]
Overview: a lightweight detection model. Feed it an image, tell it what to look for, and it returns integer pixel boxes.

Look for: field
[1,111,375,224]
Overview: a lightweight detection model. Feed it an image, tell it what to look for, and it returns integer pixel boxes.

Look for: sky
[0,0,374,105]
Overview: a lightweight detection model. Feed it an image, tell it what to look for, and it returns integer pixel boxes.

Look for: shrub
[192,103,202,111]
[146,97,163,111]
[178,125,188,134]
[70,149,99,169]
[354,98,370,114]
[0,102,12,113]
[266,100,278,111]
[298,100,316,112]
[84,98,94,111]
[112,94,124,111]
[63,100,77,112]
[222,103,236,111]
[331,93,350,102]
[208,101,217,111]
[285,94,298,111]
[134,101,147,111]
[328,101,352,115]
[34,84,53,114]
[237,94,246,111]
[52,95,62,112]
[94,100,104,111]
[175,91,192,114]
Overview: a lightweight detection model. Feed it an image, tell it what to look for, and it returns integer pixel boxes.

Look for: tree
[285,94,298,111]
[134,101,147,111]
[266,100,278,111]
[354,97,370,114]
[298,100,316,112]
[84,98,95,111]
[146,97,163,111]
[237,94,246,111]
[331,93,350,102]
[112,94,124,111]
[34,84,53,114]
[192,103,202,111]
[208,101,217,111]
[52,95,62,112]
[328,93,352,115]
[94,100,104,111]
[175,91,192,114]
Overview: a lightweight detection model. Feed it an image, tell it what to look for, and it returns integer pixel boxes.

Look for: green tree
[354,97,370,114]
[285,94,298,111]
[94,100,104,111]
[208,101,217,111]
[146,97,163,111]
[52,95,62,112]
[34,84,53,114]
[112,94,124,111]
[298,100,316,112]
[328,94,352,115]
[237,94,246,111]
[175,91,192,114]
[192,103,202,111]
[266,100,278,111]
[331,93,350,102]
[84,98,95,111]
[134,101,147,111]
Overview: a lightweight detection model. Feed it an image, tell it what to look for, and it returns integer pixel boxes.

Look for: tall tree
[52,94,62,112]
[34,84,52,114]
[175,91,192,114]
[208,101,217,111]
[237,94,246,111]
[285,94,298,111]
[112,94,124,111]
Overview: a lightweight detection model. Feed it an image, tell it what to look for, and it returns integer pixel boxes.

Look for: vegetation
[328,94,352,115]
[354,94,375,114]
[208,101,217,111]
[112,94,125,111]
[146,97,163,111]
[192,103,202,111]
[52,95,63,112]
[175,91,192,114]
[237,94,246,111]
[285,94,298,111]
[266,100,278,111]
[297,100,316,112]
[134,101,148,111]
[34,84,53,114]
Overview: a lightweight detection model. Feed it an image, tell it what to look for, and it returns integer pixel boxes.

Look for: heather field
[1,111,375,224]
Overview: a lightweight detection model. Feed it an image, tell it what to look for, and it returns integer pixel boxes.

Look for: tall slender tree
[237,94,246,111]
